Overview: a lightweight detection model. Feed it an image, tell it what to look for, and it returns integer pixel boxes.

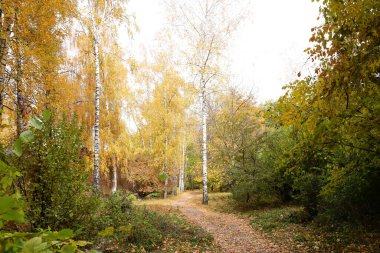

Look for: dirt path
[171,191,287,253]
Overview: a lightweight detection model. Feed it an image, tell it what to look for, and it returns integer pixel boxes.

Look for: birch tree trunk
[164,175,168,199]
[0,92,3,125]
[16,57,23,136]
[163,82,169,198]
[0,15,6,125]
[0,6,8,93]
[93,31,101,191]
[201,82,208,204]
[163,135,168,199]
[179,140,185,192]
[111,155,117,193]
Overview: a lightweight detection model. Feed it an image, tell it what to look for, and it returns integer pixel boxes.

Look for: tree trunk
[163,83,169,199]
[201,83,208,205]
[0,33,5,126]
[163,132,168,198]
[179,140,185,192]
[16,57,23,136]
[93,32,101,191]
[0,6,8,91]
[111,155,117,193]
[0,91,3,126]
[164,174,168,199]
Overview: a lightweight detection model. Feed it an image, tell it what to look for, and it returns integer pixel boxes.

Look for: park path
[171,191,288,253]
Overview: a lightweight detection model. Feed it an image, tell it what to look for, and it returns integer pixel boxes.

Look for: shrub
[12,114,96,230]
[293,172,323,217]
[0,114,92,253]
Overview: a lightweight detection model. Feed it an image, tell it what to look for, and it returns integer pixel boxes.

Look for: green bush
[293,172,323,218]
[0,113,93,253]
[85,191,162,251]
[12,114,97,231]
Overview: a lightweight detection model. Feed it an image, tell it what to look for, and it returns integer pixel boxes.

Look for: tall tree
[0,0,74,136]
[80,0,130,191]
[168,0,245,204]
[276,0,380,219]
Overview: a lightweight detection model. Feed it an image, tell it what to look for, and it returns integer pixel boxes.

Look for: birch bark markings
[179,138,186,192]
[0,6,7,125]
[84,0,129,191]
[201,81,208,204]
[92,26,101,191]
[111,155,117,193]
[168,0,244,204]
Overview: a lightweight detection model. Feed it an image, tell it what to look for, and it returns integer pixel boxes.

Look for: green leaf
[0,196,15,212]
[158,171,167,182]
[74,240,91,247]
[13,138,23,157]
[20,130,34,143]
[23,237,43,252]
[61,244,75,253]
[98,227,114,237]
[2,209,25,223]
[57,229,74,239]
[29,118,43,130]
[118,224,132,233]
[42,110,51,121]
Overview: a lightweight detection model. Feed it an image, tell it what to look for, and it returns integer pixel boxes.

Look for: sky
[123,0,321,103]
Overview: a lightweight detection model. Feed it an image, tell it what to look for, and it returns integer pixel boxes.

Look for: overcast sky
[123,0,321,103]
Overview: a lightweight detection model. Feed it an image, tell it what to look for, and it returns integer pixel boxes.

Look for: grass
[205,192,380,253]
[145,205,221,253]
[136,193,181,207]
[91,193,220,253]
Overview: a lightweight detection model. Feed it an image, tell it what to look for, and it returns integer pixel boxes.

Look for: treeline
[0,0,200,251]
[0,0,197,197]
[0,0,379,251]
[208,0,380,223]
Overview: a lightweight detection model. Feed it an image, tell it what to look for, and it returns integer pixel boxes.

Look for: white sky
[123,0,321,103]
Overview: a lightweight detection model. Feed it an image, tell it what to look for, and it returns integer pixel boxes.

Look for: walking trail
[170,191,288,253]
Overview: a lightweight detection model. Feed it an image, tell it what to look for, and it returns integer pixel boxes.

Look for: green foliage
[0,113,91,253]
[144,192,161,199]
[184,144,202,190]
[273,0,380,222]
[227,126,295,208]
[1,228,90,253]
[97,192,135,229]
[12,114,96,230]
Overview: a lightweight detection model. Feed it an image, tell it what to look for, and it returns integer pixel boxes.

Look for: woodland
[0,0,379,252]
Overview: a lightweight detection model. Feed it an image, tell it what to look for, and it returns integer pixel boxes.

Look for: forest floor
[140,191,380,253]
[141,191,286,253]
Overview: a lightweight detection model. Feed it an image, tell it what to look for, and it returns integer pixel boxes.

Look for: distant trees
[168,0,245,204]
[0,0,74,136]
[129,55,192,197]
[217,0,380,222]
[275,0,380,219]
[80,0,131,191]
[1,0,377,225]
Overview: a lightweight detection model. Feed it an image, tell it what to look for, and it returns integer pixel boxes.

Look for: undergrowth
[206,192,380,253]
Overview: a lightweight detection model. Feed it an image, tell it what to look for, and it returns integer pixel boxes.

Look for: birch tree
[0,0,74,137]
[168,0,245,204]
[80,0,130,191]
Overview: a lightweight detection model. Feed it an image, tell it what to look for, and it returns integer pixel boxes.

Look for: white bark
[201,83,208,205]
[164,173,168,199]
[15,57,23,136]
[0,7,8,91]
[179,139,185,192]
[111,156,117,193]
[163,84,169,198]
[93,28,101,191]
